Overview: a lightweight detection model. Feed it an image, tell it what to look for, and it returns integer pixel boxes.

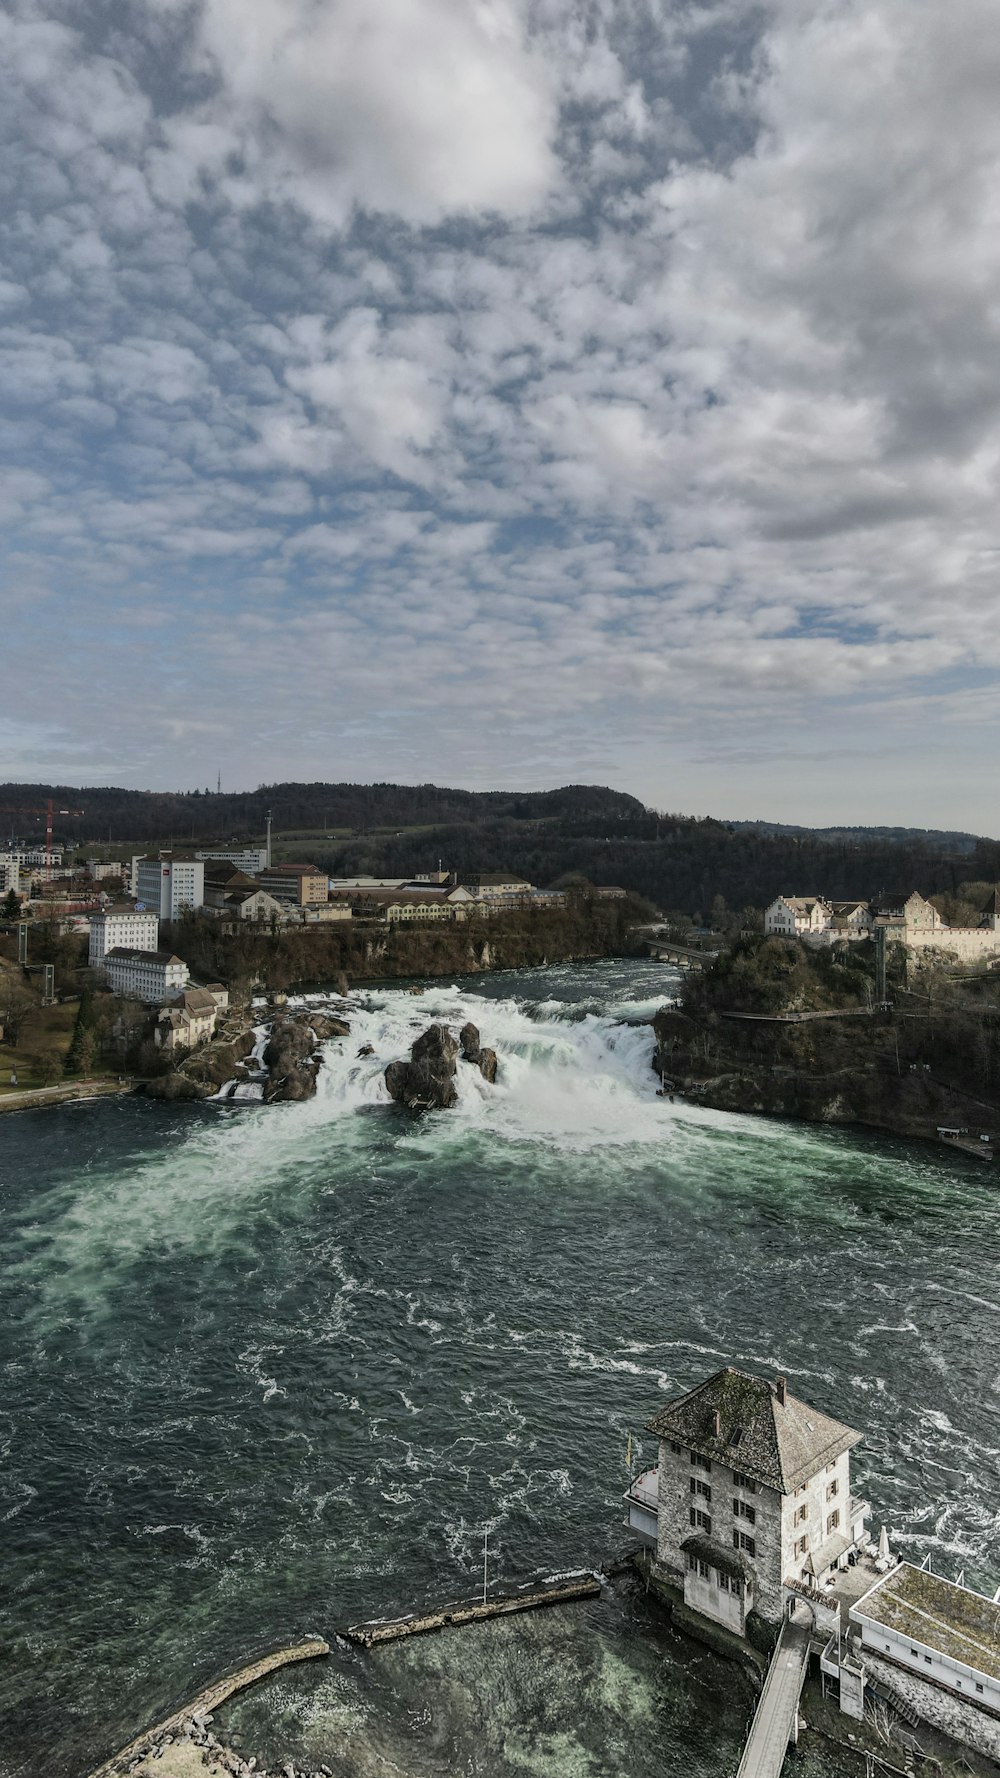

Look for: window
[910,1649,918,1658]
[733,1530,756,1556]
[826,1480,839,1502]
[718,1573,730,1592]
[826,1510,840,1535]
[976,1683,984,1694]
[734,1500,756,1525]
[924,1656,932,1666]
[795,1504,808,1524]
[732,1471,758,1494]
[669,1440,682,1454]
[697,1559,711,1579]
[794,1536,808,1557]
[690,1508,712,1533]
[691,1452,712,1473]
[690,1479,712,1501]
[826,1461,837,1473]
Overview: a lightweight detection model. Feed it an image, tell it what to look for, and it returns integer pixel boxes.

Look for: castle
[764,889,1000,965]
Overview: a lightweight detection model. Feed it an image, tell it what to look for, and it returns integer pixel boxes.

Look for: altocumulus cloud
[1,0,999,821]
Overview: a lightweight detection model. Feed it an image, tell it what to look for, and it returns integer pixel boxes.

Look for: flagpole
[483,1527,489,1605]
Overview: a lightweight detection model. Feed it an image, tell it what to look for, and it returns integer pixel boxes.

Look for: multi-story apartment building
[0,853,20,895]
[89,909,160,968]
[134,854,205,920]
[102,948,189,1003]
[643,1367,869,1633]
[257,864,328,907]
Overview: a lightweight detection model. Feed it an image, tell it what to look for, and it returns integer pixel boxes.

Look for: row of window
[689,1508,758,1558]
[685,1552,747,1596]
[886,1646,985,1694]
[688,1480,757,1525]
[674,1444,760,1493]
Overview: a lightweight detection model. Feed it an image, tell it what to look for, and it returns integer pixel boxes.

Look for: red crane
[0,800,85,882]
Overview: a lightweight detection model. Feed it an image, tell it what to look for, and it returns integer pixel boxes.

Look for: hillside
[3,780,998,919]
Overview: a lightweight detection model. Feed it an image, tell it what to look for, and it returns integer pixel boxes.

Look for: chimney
[776,1375,787,1406]
[713,1410,721,1437]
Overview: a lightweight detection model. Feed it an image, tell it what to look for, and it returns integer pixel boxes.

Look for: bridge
[734,1612,811,1778]
[644,939,720,971]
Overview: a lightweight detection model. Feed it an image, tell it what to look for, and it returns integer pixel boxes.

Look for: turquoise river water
[1,959,999,1778]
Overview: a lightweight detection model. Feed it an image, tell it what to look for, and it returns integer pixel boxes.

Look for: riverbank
[0,1076,136,1115]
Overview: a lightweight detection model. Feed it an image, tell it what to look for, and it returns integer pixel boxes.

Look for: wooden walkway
[735,1618,811,1778]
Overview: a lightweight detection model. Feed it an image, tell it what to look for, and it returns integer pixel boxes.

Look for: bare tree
[0,980,38,1049]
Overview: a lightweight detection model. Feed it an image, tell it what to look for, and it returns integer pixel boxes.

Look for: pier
[343,1572,602,1647]
[735,1613,811,1778]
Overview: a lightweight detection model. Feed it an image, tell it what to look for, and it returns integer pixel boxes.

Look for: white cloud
[187,0,560,226]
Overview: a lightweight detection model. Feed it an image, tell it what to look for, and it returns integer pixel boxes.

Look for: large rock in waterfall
[384,1023,459,1110]
[478,1047,498,1084]
[459,1022,481,1063]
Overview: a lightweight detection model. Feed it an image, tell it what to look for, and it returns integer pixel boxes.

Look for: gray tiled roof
[646,1367,861,1494]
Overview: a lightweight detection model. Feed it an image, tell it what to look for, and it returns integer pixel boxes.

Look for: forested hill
[0,780,645,844]
[2,780,997,917]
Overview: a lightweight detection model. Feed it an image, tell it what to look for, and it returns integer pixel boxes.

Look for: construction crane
[0,800,85,882]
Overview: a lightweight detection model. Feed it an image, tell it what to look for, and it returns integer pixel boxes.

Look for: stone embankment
[384,1020,497,1109]
[87,1639,329,1778]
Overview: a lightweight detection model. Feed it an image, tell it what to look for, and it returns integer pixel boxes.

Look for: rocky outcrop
[143,1072,213,1102]
[185,1032,256,1089]
[384,1023,459,1109]
[385,1021,499,1107]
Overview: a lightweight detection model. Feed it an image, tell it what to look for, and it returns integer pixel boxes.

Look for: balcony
[623,1467,659,1548]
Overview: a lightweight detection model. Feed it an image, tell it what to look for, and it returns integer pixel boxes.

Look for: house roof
[460,873,532,888]
[105,947,185,966]
[853,1563,1000,1683]
[680,1533,752,1583]
[981,887,1000,918]
[646,1367,862,1494]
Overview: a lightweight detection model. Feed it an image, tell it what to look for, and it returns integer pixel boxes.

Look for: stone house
[645,1367,870,1634]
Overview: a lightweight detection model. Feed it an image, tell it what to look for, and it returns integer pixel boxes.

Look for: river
[1,958,998,1778]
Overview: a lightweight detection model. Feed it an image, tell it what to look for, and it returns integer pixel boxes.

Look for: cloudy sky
[3,0,999,826]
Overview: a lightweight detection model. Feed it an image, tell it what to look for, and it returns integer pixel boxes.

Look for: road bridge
[735,1615,811,1778]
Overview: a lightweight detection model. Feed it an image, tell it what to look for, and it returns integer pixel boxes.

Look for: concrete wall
[684,1564,747,1634]
[862,1650,1000,1764]
[858,1620,1000,1715]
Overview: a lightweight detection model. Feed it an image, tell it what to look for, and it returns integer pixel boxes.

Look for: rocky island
[654,932,1000,1150]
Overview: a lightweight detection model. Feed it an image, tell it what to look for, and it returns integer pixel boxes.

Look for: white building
[134,854,205,920]
[644,1366,869,1633]
[195,847,269,875]
[102,948,190,1003]
[0,854,20,895]
[154,986,221,1050]
[851,1561,1000,1709]
[89,909,160,968]
[764,896,834,937]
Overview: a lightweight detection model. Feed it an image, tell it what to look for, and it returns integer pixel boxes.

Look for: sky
[3,0,999,829]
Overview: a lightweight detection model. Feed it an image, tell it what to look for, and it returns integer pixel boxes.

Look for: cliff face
[167,900,647,993]
[653,1006,1000,1147]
